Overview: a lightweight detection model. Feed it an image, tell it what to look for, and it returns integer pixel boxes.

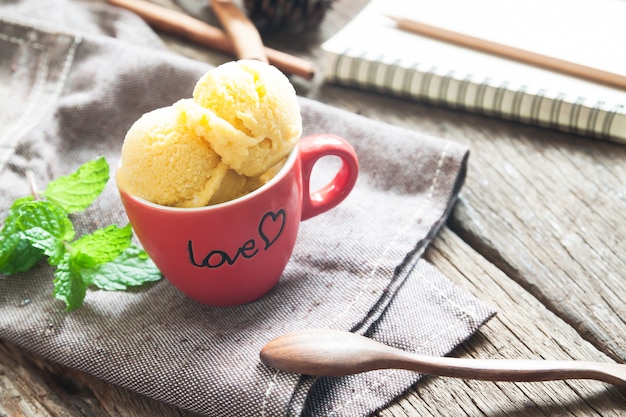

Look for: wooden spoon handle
[390,354,626,387]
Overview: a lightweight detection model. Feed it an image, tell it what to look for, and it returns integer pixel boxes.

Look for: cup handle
[299,134,359,221]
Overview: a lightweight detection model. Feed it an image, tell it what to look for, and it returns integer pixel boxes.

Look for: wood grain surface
[2,0,625,416]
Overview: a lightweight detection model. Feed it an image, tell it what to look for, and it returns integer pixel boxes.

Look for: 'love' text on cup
[187,209,286,269]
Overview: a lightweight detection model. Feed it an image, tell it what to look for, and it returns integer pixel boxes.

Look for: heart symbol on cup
[259,209,286,250]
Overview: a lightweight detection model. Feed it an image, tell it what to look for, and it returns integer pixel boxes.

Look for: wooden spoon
[260,329,626,387]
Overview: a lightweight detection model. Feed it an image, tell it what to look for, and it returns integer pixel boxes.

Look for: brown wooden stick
[210,0,267,62]
[107,0,314,79]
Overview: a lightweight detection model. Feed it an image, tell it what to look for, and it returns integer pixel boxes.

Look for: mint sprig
[0,157,162,311]
[43,157,110,213]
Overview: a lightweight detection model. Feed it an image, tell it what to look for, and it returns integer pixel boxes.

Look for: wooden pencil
[389,15,626,90]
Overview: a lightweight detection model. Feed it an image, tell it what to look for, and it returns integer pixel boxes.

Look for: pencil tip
[384,14,400,23]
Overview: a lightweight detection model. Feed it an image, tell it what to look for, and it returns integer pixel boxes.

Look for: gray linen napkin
[0,1,496,416]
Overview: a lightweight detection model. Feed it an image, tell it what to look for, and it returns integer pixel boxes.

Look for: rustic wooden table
[2,0,626,416]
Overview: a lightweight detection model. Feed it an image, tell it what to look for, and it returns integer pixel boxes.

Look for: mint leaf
[2,198,70,271]
[85,245,161,291]
[16,200,75,242]
[0,196,35,244]
[43,157,109,213]
[53,252,89,312]
[13,201,75,266]
[71,224,132,266]
[0,236,43,274]
[1,197,43,273]
[20,227,67,265]
[9,196,35,210]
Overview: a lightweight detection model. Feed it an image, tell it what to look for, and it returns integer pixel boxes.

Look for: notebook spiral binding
[325,49,626,143]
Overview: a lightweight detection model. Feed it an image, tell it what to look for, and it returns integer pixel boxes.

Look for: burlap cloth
[0,1,496,416]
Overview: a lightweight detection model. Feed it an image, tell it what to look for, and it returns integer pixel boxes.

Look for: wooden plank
[445,125,626,362]
[376,226,626,416]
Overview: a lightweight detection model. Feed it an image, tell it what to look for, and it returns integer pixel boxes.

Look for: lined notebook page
[321,0,626,142]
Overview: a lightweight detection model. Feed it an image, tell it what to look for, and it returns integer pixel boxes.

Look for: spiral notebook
[321,0,626,143]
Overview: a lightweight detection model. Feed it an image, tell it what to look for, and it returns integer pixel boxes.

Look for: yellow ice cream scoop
[191,59,302,177]
[117,105,228,208]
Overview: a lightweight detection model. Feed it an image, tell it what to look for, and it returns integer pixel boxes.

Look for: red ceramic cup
[117,134,358,306]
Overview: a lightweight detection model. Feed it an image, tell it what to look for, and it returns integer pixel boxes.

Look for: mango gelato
[117,60,302,208]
